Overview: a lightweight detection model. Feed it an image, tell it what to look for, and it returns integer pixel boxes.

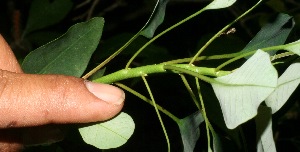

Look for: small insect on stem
[219,28,236,37]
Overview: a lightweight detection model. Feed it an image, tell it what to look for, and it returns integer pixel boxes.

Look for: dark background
[1,0,300,151]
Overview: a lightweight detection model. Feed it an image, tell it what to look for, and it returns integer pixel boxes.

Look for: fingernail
[85,81,125,105]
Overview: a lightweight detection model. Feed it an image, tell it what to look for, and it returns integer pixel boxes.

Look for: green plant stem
[180,75,201,110]
[82,33,140,79]
[163,65,220,84]
[115,83,180,123]
[173,64,231,77]
[215,51,255,71]
[162,52,241,64]
[93,64,165,83]
[207,120,217,150]
[93,64,230,84]
[195,78,212,151]
[125,3,211,69]
[141,76,170,152]
[215,44,289,71]
[180,75,215,150]
[189,0,263,64]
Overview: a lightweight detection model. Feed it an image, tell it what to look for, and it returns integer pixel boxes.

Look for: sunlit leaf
[22,17,104,77]
[211,50,277,129]
[140,0,170,38]
[177,111,204,152]
[255,106,276,152]
[79,112,135,149]
[24,0,73,35]
[205,0,236,10]
[265,62,300,113]
[241,13,294,55]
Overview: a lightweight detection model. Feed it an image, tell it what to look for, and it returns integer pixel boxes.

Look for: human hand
[0,35,125,151]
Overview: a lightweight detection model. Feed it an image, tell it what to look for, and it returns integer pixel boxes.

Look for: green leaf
[211,50,277,129]
[79,112,135,149]
[24,0,73,35]
[212,130,223,152]
[140,0,236,38]
[177,111,204,152]
[255,106,276,152]
[89,68,106,81]
[140,0,170,38]
[265,62,300,113]
[22,17,104,77]
[241,13,294,54]
[205,0,236,10]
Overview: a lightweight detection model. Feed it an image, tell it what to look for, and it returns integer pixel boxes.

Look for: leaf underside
[265,62,300,113]
[255,106,276,152]
[212,50,277,129]
[79,112,135,149]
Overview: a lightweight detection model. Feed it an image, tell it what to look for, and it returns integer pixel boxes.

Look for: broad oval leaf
[22,17,104,77]
[79,112,135,149]
[205,0,236,10]
[265,62,300,113]
[178,111,204,152]
[24,0,73,35]
[255,106,276,152]
[140,0,170,38]
[211,50,277,129]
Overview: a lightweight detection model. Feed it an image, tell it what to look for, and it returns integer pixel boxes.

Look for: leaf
[205,0,236,10]
[241,13,294,54]
[255,106,276,152]
[211,50,277,129]
[89,68,106,81]
[140,0,170,38]
[79,112,135,149]
[265,62,300,113]
[140,0,236,38]
[282,40,300,55]
[212,130,223,152]
[22,17,104,77]
[24,0,73,35]
[177,111,204,152]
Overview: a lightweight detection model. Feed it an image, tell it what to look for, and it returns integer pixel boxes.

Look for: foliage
[79,112,135,149]
[2,0,300,151]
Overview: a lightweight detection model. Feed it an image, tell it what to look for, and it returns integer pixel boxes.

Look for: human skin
[0,35,125,151]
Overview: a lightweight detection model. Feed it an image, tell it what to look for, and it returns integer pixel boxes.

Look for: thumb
[0,70,125,128]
